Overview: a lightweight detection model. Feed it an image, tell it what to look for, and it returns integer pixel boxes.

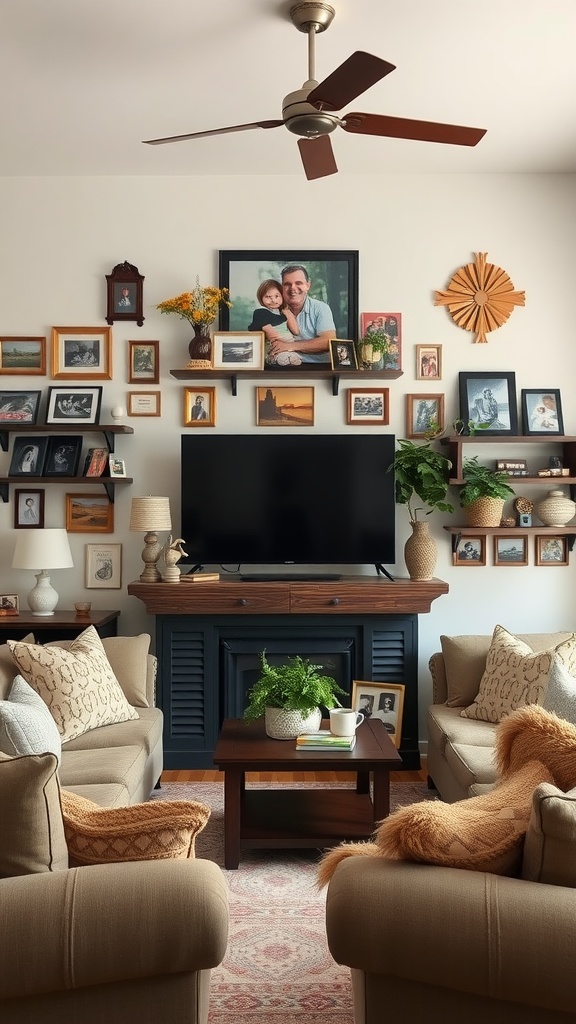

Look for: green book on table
[295,732,356,751]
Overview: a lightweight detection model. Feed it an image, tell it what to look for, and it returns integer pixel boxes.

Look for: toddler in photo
[248,279,302,366]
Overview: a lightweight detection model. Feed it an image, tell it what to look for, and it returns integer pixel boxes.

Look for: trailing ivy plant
[243,652,346,721]
[389,438,454,523]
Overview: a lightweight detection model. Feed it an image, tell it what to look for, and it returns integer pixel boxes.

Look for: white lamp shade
[129,496,172,532]
[12,528,74,570]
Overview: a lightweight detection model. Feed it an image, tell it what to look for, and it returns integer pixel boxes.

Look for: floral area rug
[150,780,433,1024]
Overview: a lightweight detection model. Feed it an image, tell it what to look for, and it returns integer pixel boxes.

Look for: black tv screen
[181,434,396,569]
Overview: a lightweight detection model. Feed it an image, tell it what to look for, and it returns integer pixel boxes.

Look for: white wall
[1,172,575,742]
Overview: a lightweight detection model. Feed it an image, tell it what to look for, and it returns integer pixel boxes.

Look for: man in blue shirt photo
[265,264,336,365]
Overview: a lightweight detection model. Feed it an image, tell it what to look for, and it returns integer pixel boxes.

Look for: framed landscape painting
[219,250,358,370]
[0,337,46,376]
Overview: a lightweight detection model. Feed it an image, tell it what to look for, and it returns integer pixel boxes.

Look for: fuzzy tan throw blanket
[318,704,576,887]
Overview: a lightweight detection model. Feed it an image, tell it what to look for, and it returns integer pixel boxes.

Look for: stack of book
[295,731,356,751]
[180,572,220,583]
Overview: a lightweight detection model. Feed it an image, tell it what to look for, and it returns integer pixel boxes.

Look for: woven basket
[463,496,505,527]
[264,706,322,740]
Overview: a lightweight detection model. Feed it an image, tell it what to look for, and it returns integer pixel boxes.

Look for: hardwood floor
[161,766,427,784]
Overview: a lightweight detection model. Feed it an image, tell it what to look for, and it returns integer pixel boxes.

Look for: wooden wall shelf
[169,368,403,396]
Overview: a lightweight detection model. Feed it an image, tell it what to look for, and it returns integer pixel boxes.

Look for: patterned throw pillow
[7,626,139,743]
[461,625,576,723]
[60,789,211,865]
[0,675,62,761]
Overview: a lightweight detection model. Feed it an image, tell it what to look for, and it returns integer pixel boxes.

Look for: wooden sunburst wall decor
[434,252,525,343]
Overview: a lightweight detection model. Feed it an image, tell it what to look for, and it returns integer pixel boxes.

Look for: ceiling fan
[143,2,486,180]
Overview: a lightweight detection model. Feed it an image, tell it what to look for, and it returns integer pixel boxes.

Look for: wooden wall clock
[434,251,525,343]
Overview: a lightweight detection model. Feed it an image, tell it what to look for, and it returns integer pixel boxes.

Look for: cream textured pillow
[0,751,69,877]
[0,675,61,761]
[461,625,576,723]
[8,626,139,743]
[60,789,210,865]
[543,656,576,725]
[45,633,151,708]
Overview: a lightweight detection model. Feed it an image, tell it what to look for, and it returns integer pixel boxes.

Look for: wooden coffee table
[213,717,402,868]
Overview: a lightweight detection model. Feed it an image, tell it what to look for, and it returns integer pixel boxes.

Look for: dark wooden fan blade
[307,52,396,113]
[143,120,283,145]
[298,136,338,180]
[342,112,486,146]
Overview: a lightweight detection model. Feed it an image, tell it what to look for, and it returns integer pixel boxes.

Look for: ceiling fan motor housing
[282,86,339,137]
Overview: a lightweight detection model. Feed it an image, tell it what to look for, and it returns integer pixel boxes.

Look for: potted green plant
[357,327,390,369]
[460,456,515,526]
[244,651,346,739]
[389,438,453,580]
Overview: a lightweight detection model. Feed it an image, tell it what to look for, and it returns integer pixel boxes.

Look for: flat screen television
[180,434,396,575]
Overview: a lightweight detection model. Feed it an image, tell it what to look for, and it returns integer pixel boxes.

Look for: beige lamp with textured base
[12,528,74,616]
[129,496,172,582]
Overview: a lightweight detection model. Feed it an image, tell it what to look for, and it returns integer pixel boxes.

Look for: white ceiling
[2,0,576,178]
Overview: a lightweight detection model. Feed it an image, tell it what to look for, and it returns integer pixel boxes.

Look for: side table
[0,610,121,643]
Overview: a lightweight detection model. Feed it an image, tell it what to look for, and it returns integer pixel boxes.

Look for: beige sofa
[0,633,229,1024]
[427,631,574,802]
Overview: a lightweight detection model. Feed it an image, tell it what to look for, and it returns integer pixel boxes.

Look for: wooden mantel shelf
[127,576,449,616]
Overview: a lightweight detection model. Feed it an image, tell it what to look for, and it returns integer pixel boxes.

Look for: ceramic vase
[535,489,576,527]
[404,521,437,581]
[187,324,212,368]
[264,706,322,740]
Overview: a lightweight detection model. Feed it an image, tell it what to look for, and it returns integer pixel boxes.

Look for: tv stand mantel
[128,576,449,770]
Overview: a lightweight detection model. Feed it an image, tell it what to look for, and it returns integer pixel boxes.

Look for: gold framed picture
[183,387,216,427]
[351,680,405,748]
[0,337,47,376]
[51,327,112,380]
[128,340,159,383]
[416,344,442,381]
[127,391,161,417]
[66,493,114,533]
[256,386,314,427]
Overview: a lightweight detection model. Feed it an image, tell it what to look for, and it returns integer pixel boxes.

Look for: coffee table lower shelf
[240,788,378,853]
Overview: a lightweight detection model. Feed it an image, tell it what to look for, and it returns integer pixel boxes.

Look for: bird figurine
[161,535,187,582]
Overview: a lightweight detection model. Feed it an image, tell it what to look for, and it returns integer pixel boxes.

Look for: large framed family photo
[219,250,359,370]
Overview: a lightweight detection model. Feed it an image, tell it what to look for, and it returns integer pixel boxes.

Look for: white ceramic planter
[264,706,322,740]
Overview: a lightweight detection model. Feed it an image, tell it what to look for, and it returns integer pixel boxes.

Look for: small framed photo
[66,492,114,533]
[453,535,486,565]
[521,389,564,436]
[458,371,518,435]
[85,543,122,589]
[0,337,46,376]
[330,339,358,370]
[359,313,402,370]
[535,535,568,566]
[416,345,442,381]
[106,261,144,326]
[108,456,126,477]
[0,390,41,423]
[351,680,405,748]
[46,385,102,425]
[8,435,49,476]
[43,435,83,477]
[346,388,389,425]
[212,331,264,370]
[406,393,444,438]
[183,387,216,427]
[127,391,161,417]
[51,327,112,380]
[14,489,45,529]
[128,340,159,383]
[83,447,109,477]
[494,535,528,566]
[256,386,314,427]
[0,595,19,617]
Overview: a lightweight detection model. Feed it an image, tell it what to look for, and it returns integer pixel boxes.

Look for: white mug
[329,707,364,737]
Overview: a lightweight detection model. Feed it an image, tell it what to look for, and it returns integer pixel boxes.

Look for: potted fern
[244,651,346,739]
[389,438,453,580]
[460,456,515,526]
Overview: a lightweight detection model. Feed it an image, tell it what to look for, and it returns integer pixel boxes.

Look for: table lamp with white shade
[12,528,74,616]
[129,496,172,582]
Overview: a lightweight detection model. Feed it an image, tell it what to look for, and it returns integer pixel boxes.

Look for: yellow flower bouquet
[157,276,232,328]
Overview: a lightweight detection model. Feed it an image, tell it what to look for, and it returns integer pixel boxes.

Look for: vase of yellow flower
[157,277,232,368]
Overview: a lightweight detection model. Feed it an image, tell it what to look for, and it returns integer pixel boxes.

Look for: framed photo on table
[351,680,405,748]
[0,595,19,616]
[521,389,564,436]
[85,543,122,588]
[51,327,112,381]
[46,385,102,425]
[458,371,518,435]
[14,489,45,529]
[219,250,358,370]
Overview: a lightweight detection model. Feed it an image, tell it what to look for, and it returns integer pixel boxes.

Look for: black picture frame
[458,371,518,436]
[105,261,145,327]
[521,388,564,436]
[46,386,102,425]
[8,435,49,476]
[329,339,358,370]
[219,249,359,370]
[0,390,41,424]
[43,435,83,477]
[14,488,45,529]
